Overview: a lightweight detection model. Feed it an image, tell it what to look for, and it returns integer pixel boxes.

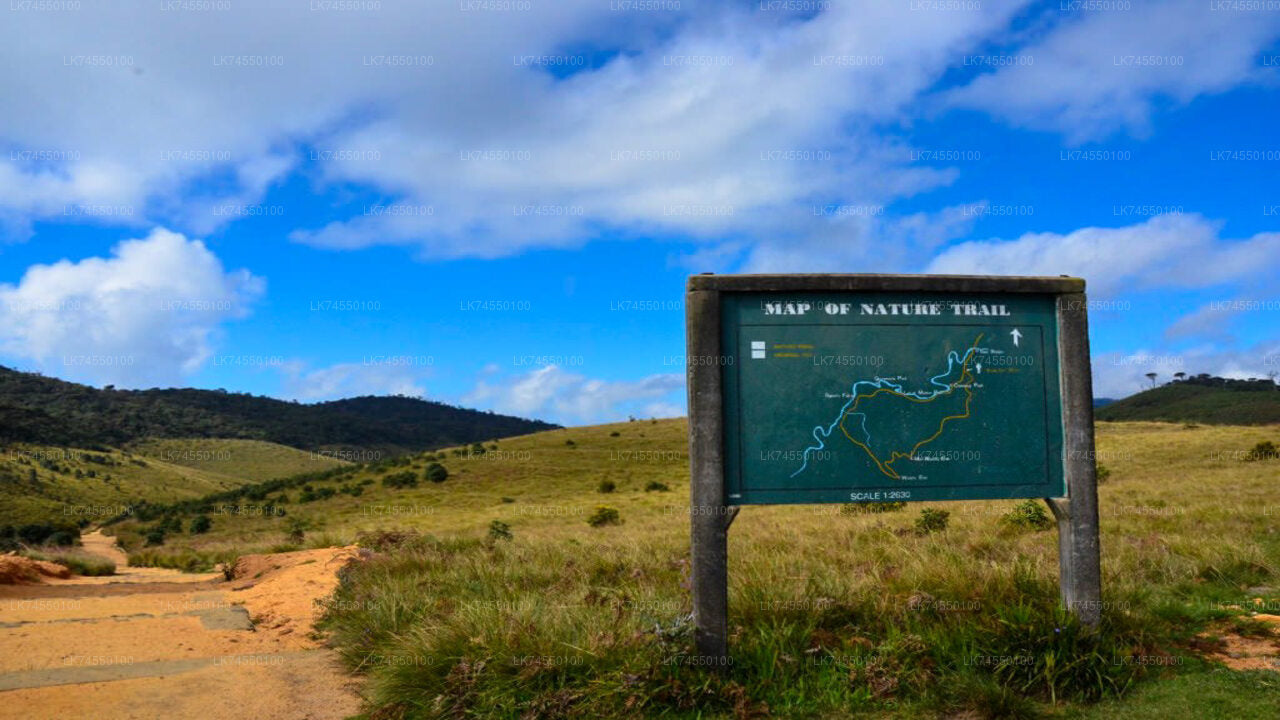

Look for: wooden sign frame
[685,273,1102,660]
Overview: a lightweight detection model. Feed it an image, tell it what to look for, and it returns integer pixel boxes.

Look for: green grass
[126,547,237,573]
[102,419,1280,718]
[22,548,116,576]
[127,437,349,483]
[1064,668,1280,719]
[0,438,347,526]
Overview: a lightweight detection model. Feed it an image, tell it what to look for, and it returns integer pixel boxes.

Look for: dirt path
[0,532,364,719]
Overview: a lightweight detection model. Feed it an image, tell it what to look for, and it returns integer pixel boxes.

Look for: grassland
[1,438,347,527]
[108,419,1280,718]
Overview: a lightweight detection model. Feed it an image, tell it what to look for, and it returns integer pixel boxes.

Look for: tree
[189,515,212,534]
[1173,372,1186,382]
[1144,372,1158,388]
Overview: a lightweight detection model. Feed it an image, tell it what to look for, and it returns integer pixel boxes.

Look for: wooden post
[686,287,730,661]
[1051,292,1103,628]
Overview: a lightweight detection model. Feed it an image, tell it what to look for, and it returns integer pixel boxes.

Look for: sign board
[721,292,1065,504]
[686,274,1101,661]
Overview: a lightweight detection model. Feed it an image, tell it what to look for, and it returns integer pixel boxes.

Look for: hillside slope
[1096,381,1280,425]
[1,439,349,528]
[0,365,557,455]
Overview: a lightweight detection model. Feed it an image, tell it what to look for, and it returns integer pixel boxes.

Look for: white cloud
[1164,302,1242,342]
[736,202,983,274]
[1093,341,1280,399]
[280,361,428,402]
[943,1,1280,142]
[925,214,1280,297]
[0,228,263,386]
[465,365,684,425]
[0,2,1026,257]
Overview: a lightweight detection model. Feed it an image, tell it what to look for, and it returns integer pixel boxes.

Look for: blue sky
[1,1,1278,425]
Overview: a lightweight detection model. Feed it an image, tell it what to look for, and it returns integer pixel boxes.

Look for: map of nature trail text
[791,333,985,479]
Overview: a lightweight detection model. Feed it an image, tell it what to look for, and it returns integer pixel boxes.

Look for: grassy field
[1,438,347,527]
[106,419,1280,718]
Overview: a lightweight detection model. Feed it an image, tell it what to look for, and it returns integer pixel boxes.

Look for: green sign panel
[722,292,1065,504]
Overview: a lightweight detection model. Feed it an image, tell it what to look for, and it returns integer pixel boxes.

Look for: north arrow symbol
[1010,328,1022,347]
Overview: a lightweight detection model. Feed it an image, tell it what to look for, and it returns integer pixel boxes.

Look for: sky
[0,0,1278,426]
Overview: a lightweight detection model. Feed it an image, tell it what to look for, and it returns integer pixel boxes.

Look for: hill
[106,419,1280,718]
[0,365,557,456]
[0,438,348,531]
[1096,377,1280,425]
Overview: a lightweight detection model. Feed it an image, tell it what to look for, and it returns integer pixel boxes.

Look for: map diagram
[791,333,984,480]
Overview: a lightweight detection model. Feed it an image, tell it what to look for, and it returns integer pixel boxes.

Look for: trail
[0,531,363,720]
[791,336,983,477]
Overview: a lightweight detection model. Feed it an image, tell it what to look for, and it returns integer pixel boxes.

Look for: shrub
[597,480,616,494]
[285,517,313,544]
[500,496,515,503]
[23,550,115,577]
[17,522,79,546]
[470,442,486,456]
[383,471,418,489]
[144,527,166,546]
[840,501,906,515]
[587,506,621,527]
[189,515,212,534]
[1244,440,1279,461]
[487,520,513,542]
[1096,463,1112,484]
[565,439,576,447]
[425,463,448,484]
[609,431,620,437]
[357,529,422,552]
[644,481,670,492]
[1002,500,1052,531]
[129,548,232,573]
[915,508,950,535]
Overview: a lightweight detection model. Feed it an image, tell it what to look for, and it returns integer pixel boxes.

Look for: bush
[1002,500,1052,531]
[1244,440,1279,461]
[565,439,576,447]
[1096,463,1112,484]
[144,527,166,546]
[383,471,418,489]
[915,508,950,535]
[500,496,515,503]
[357,529,422,552]
[285,517,313,544]
[487,520,513,542]
[587,506,621,527]
[15,522,81,546]
[425,463,448,484]
[129,548,232,573]
[597,479,616,494]
[23,550,115,577]
[840,501,906,515]
[189,515,212,534]
[470,442,486,456]
[644,481,670,492]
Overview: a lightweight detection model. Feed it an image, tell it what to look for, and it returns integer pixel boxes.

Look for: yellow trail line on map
[837,334,984,480]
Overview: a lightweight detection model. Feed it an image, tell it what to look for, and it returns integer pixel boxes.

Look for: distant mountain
[1096,375,1280,425]
[1092,398,1116,409]
[0,366,558,456]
